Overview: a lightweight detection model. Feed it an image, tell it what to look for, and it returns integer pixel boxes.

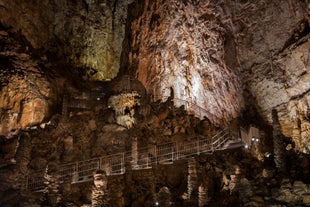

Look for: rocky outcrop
[0,29,59,136]
[235,0,309,151]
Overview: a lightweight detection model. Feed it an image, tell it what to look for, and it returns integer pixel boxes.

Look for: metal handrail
[25,128,240,191]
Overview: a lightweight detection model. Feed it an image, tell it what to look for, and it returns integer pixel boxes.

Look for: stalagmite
[91,170,109,207]
[272,109,287,175]
[187,157,198,200]
[61,94,68,120]
[198,184,209,207]
[43,163,62,207]
[157,186,171,207]
[131,136,138,169]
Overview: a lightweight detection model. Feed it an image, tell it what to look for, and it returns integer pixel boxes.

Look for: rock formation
[0,0,310,206]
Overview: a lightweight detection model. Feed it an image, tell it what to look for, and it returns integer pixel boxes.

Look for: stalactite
[272,109,287,175]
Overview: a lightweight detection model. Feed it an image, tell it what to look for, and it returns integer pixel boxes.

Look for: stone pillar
[131,136,138,169]
[198,184,209,207]
[91,170,109,207]
[187,157,198,200]
[43,163,62,207]
[156,186,171,207]
[300,114,310,153]
[62,94,68,121]
[292,119,302,152]
[272,109,287,175]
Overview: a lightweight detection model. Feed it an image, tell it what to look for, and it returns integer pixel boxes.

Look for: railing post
[122,153,125,174]
[175,143,179,160]
[197,139,200,155]
[99,157,102,170]
[155,145,158,164]
[72,162,79,183]
[171,144,174,162]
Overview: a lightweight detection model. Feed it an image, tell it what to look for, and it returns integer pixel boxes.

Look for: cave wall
[0,0,129,80]
[232,1,310,152]
[129,0,244,125]
[0,0,309,150]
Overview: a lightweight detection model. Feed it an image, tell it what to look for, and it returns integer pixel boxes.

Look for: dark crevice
[281,19,310,52]
[290,88,310,101]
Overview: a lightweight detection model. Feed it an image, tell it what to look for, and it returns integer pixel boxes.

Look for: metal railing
[25,128,240,191]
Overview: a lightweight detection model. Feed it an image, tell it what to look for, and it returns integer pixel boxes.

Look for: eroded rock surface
[0,0,129,80]
[0,29,59,136]
[130,0,244,125]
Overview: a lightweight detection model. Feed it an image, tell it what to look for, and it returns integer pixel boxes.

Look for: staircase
[24,128,243,192]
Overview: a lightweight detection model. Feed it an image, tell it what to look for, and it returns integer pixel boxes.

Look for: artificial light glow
[245,144,249,149]
[155,201,159,206]
[256,138,259,142]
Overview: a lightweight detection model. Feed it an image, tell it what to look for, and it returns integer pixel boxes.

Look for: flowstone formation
[130,0,244,125]
[129,0,310,152]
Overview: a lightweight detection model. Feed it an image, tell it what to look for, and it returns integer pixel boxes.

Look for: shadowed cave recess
[0,0,310,206]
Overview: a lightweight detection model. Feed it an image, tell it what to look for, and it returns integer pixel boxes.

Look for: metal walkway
[25,128,243,191]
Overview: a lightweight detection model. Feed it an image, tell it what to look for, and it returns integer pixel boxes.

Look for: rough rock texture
[128,0,310,150]
[0,29,59,136]
[0,0,310,206]
[0,0,129,80]
[130,0,244,125]
[0,0,309,150]
[235,1,310,152]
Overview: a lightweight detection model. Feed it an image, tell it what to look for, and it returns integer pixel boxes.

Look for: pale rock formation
[108,91,141,128]
[130,0,244,125]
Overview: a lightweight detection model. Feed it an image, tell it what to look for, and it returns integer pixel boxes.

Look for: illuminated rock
[130,0,244,125]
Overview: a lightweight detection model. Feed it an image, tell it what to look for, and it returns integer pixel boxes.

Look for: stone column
[43,163,62,207]
[292,119,301,152]
[157,186,171,207]
[91,170,109,207]
[300,114,310,153]
[272,109,287,175]
[187,157,198,200]
[131,136,138,169]
[61,94,68,121]
[198,184,209,207]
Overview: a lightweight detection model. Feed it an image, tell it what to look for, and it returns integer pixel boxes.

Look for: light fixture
[155,201,159,206]
[244,144,249,149]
